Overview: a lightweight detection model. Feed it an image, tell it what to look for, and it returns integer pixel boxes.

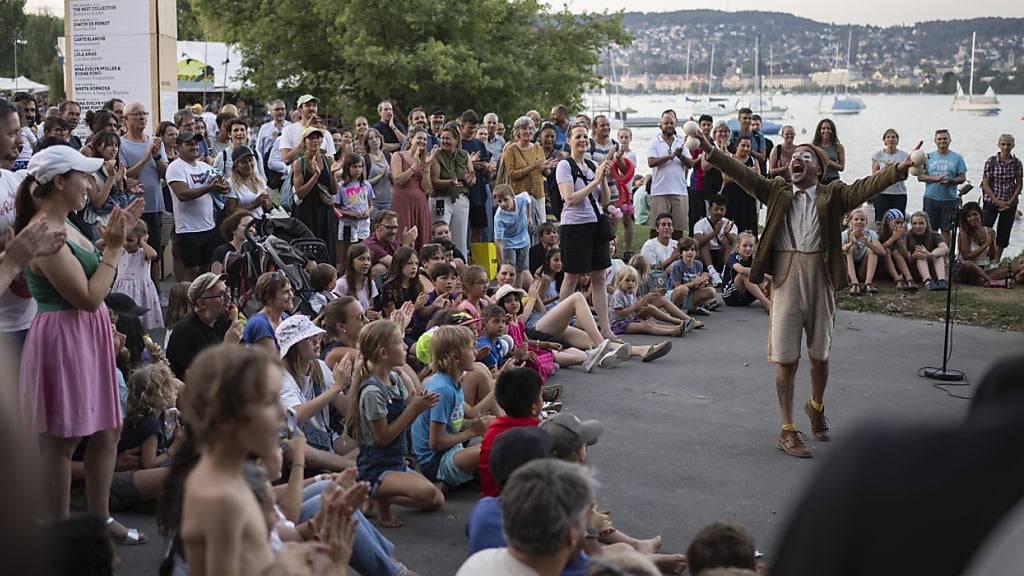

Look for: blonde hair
[126,363,179,425]
[180,344,281,446]
[848,207,868,221]
[347,320,404,444]
[735,231,757,251]
[627,254,649,285]
[429,325,475,377]
[615,264,639,285]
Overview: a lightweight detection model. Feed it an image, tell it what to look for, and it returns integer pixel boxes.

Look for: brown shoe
[804,400,831,442]
[776,430,813,458]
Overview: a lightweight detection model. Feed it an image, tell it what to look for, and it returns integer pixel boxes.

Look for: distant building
[654,74,700,91]
[810,68,863,87]
[762,74,808,90]
[618,74,652,91]
[722,74,753,91]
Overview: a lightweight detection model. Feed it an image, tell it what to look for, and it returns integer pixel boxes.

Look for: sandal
[906,280,918,291]
[864,282,878,294]
[106,517,147,546]
[641,341,672,363]
[848,283,862,296]
[895,279,907,291]
[542,384,564,402]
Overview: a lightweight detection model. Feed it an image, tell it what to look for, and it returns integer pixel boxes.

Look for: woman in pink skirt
[390,127,436,248]
[15,146,147,544]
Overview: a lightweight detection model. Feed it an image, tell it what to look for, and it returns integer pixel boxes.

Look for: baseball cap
[276,315,326,358]
[104,292,148,318]
[175,131,204,144]
[191,103,203,113]
[26,146,103,185]
[296,94,319,107]
[489,427,553,489]
[232,145,255,164]
[188,272,227,304]
[301,126,325,140]
[540,413,603,458]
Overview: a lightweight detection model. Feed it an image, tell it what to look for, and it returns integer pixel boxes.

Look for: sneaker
[776,430,813,458]
[713,292,727,308]
[937,279,949,290]
[682,318,696,334]
[692,307,711,316]
[708,266,723,287]
[582,339,611,373]
[542,401,562,413]
[599,342,631,369]
[804,400,830,442]
[924,278,938,291]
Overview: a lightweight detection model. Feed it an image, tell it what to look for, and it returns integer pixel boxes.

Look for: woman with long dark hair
[812,118,845,184]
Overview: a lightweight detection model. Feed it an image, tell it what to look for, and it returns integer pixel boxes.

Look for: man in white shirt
[167,131,230,280]
[279,94,335,165]
[456,459,594,576]
[646,109,694,240]
[692,193,736,270]
[640,213,679,271]
[256,99,290,161]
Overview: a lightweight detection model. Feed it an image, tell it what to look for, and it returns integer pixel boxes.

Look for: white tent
[176,41,245,92]
[0,76,50,93]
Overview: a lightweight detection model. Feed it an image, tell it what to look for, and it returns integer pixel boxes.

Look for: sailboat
[951,32,1000,116]
[734,39,788,120]
[818,31,866,115]
[683,44,731,118]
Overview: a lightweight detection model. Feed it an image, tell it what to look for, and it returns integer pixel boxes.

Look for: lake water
[594,93,1024,256]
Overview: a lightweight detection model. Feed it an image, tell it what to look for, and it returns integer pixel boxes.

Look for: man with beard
[60,101,83,150]
[646,110,694,240]
[374,99,407,153]
[406,106,438,151]
[165,272,243,378]
[256,99,290,161]
[363,209,417,276]
[695,129,918,458]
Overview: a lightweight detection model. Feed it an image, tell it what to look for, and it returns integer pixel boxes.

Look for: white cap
[276,314,326,358]
[27,146,103,185]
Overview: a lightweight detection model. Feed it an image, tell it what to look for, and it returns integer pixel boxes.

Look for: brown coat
[704,147,905,290]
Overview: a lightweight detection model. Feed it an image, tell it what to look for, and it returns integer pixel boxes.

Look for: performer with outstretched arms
[693,127,919,458]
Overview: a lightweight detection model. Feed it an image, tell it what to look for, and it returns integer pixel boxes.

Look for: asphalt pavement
[113,305,1021,575]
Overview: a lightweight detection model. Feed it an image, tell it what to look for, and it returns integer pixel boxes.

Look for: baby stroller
[224,217,327,317]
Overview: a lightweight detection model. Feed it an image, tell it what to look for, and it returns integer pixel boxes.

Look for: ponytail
[346,320,402,444]
[13,174,40,233]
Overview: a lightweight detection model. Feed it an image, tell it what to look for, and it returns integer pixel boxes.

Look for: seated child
[348,320,444,528]
[841,208,885,295]
[118,363,182,469]
[685,522,759,576]
[411,326,496,490]
[334,244,381,319]
[721,232,772,312]
[668,237,717,315]
[627,254,698,330]
[528,221,560,274]
[308,263,338,315]
[478,368,544,498]
[609,265,688,337]
[693,193,736,272]
[475,305,517,371]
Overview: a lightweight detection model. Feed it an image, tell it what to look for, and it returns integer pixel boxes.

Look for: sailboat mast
[754,35,760,109]
[708,44,715,100]
[968,31,976,100]
[844,30,852,97]
[685,40,691,91]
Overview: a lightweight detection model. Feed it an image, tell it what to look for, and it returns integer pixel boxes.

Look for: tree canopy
[187,0,629,122]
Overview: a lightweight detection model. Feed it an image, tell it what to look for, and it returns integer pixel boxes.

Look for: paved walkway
[114,306,1022,574]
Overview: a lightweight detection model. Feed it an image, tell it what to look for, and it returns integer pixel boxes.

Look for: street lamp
[13,39,27,91]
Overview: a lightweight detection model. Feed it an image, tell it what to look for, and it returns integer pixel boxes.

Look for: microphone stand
[922,183,972,382]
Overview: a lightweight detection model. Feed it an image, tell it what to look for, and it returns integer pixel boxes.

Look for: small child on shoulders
[721,232,772,313]
[668,237,718,315]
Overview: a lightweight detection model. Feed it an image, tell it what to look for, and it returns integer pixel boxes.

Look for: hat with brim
[188,272,227,304]
[175,131,204,145]
[276,315,326,358]
[492,284,526,307]
[296,94,319,107]
[540,413,603,458]
[104,292,149,318]
[232,145,255,164]
[302,126,325,141]
[26,146,103,185]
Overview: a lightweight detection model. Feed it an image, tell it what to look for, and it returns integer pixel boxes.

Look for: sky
[27,0,1024,27]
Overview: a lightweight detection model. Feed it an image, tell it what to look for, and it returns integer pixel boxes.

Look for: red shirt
[478,415,539,497]
[691,147,705,191]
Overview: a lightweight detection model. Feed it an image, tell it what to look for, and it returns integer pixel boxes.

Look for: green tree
[0,0,28,78]
[190,0,629,122]
[178,0,220,41]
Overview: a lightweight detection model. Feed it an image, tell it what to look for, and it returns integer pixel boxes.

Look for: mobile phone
[435,199,445,217]
[280,407,298,440]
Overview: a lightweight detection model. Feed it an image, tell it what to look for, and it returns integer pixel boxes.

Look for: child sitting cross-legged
[668,237,718,316]
[841,208,886,295]
[411,325,496,491]
[348,319,445,528]
[721,232,772,312]
[610,265,689,337]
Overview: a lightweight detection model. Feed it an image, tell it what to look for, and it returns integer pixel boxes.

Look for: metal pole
[13,40,19,91]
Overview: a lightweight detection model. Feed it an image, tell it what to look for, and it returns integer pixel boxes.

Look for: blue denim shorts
[436,444,475,487]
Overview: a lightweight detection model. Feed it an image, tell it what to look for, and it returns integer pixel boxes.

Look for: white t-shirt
[280,360,336,439]
[226,180,266,219]
[278,122,336,158]
[166,159,216,233]
[646,133,690,197]
[15,127,36,166]
[693,216,734,251]
[641,237,677,268]
[456,548,541,576]
[0,169,36,332]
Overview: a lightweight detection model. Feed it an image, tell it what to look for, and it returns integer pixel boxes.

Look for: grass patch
[837,282,1024,331]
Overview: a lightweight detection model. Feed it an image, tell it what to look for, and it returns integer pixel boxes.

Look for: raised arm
[702,146,774,205]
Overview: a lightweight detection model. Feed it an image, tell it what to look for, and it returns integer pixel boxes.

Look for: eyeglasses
[128,112,150,118]
[199,290,229,301]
